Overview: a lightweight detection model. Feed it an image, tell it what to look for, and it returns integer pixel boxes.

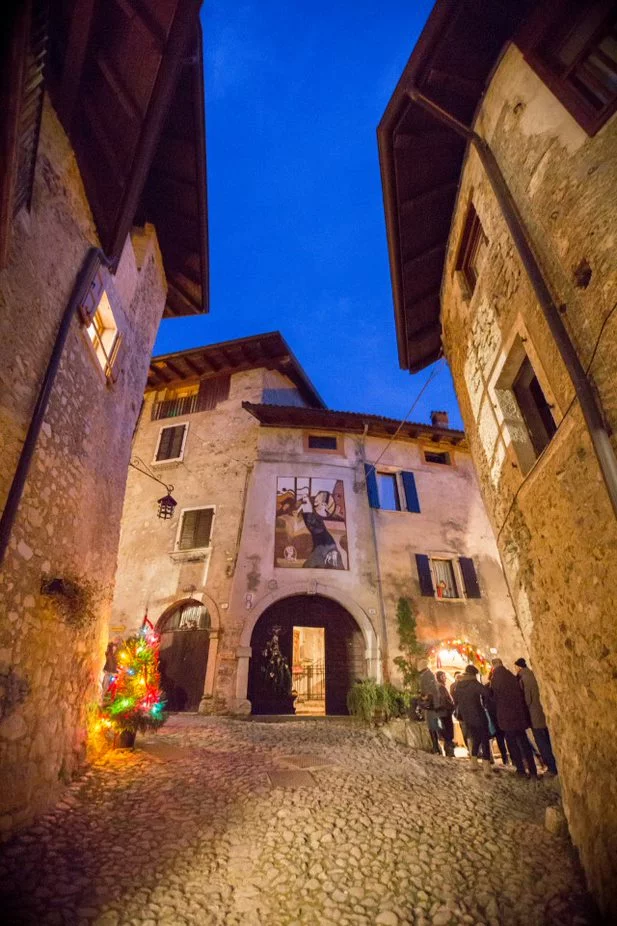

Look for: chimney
[430,410,449,429]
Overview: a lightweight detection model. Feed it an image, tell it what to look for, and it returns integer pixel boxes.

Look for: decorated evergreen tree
[102,621,167,739]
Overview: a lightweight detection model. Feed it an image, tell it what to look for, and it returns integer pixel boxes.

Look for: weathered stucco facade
[441,45,617,911]
[0,101,168,831]
[378,1,617,913]
[112,336,522,719]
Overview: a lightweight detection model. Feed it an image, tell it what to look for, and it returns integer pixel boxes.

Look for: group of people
[418,656,558,779]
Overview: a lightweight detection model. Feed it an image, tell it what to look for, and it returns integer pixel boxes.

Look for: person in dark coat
[435,670,455,757]
[418,658,442,755]
[515,658,558,775]
[452,664,491,771]
[483,680,509,765]
[490,662,537,778]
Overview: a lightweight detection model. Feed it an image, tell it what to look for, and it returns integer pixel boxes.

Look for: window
[154,424,188,463]
[377,473,400,510]
[519,1,617,135]
[423,450,451,466]
[85,291,120,380]
[512,356,557,458]
[415,554,481,600]
[158,600,211,633]
[365,466,420,513]
[176,508,214,551]
[307,434,338,451]
[455,204,488,296]
[151,375,230,421]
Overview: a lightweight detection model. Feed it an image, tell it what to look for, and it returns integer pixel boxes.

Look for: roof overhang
[243,403,466,448]
[47,0,208,315]
[147,332,326,408]
[377,0,531,372]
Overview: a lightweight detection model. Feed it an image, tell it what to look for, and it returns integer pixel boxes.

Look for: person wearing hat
[417,657,442,755]
[514,658,557,776]
[490,661,537,778]
[452,664,491,772]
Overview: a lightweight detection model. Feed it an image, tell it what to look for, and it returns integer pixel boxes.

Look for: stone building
[378,0,617,914]
[111,332,521,718]
[0,1,207,831]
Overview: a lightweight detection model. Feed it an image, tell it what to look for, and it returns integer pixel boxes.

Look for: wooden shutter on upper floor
[364,464,379,509]
[178,508,213,550]
[197,374,230,411]
[401,471,420,513]
[459,557,481,598]
[415,554,434,596]
[156,424,185,460]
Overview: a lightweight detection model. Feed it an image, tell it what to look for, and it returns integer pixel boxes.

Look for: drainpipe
[361,424,389,682]
[0,247,112,566]
[406,87,617,520]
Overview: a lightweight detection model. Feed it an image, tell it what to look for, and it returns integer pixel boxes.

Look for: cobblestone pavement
[0,716,600,926]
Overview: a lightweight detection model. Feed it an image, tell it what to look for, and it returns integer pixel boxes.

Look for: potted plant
[101,622,167,747]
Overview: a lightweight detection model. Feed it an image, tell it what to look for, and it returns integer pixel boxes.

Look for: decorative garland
[429,638,489,670]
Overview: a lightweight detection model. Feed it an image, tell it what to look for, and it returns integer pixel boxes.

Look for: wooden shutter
[198,374,231,411]
[364,464,379,509]
[179,508,213,550]
[459,557,481,598]
[415,554,434,596]
[156,425,185,461]
[78,267,106,326]
[401,471,420,513]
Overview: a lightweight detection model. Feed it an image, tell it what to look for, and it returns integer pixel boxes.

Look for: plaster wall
[0,99,167,832]
[440,44,617,915]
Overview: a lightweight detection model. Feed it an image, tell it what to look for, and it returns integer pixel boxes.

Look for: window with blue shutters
[415,553,482,599]
[365,466,420,513]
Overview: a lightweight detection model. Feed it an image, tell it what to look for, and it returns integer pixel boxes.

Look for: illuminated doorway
[292,626,325,715]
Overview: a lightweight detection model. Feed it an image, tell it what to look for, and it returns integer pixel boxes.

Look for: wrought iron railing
[292,661,325,702]
[152,393,200,420]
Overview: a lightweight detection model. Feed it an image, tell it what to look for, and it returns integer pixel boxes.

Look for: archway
[248,594,366,715]
[157,599,210,711]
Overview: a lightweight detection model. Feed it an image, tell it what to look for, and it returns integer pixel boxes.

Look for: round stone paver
[0,716,600,925]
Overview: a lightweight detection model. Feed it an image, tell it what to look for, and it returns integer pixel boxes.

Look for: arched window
[158,599,210,633]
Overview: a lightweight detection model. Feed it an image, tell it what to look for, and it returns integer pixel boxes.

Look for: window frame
[85,290,121,383]
[422,449,452,467]
[517,0,617,137]
[366,466,421,514]
[416,553,482,601]
[428,556,465,601]
[303,432,341,454]
[376,471,401,511]
[455,202,488,298]
[152,422,189,465]
[174,505,216,553]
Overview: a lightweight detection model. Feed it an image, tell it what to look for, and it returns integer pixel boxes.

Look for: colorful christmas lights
[429,638,489,671]
[101,622,167,736]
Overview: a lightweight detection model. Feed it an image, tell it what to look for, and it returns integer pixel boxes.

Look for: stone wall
[0,99,167,832]
[440,44,617,916]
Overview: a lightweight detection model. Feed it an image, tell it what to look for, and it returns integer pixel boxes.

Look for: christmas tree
[102,621,167,736]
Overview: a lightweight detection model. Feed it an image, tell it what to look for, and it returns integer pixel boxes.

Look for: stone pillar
[227,645,252,714]
[198,629,221,713]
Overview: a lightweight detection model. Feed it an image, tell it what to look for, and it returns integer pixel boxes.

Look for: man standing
[452,664,491,772]
[418,658,442,755]
[490,661,537,779]
[514,658,558,776]
[435,670,455,757]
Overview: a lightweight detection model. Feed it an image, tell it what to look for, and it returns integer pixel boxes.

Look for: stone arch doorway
[157,599,210,711]
[248,594,366,715]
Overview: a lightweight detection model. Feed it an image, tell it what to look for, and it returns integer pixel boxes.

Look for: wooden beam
[0,1,29,267]
[183,356,204,376]
[402,243,446,274]
[164,360,187,380]
[426,68,484,98]
[58,0,97,129]
[401,180,457,214]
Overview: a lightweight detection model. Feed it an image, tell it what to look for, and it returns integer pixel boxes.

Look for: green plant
[347,678,379,723]
[393,597,426,695]
[260,626,292,696]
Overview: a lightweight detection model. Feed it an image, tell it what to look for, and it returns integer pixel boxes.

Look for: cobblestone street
[0,717,598,926]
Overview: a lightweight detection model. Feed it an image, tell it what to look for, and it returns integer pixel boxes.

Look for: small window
[177,508,214,551]
[86,291,121,381]
[415,554,481,600]
[158,600,211,632]
[307,434,338,451]
[155,424,187,463]
[512,356,557,458]
[455,204,488,297]
[424,450,451,466]
[520,2,617,135]
[376,472,400,510]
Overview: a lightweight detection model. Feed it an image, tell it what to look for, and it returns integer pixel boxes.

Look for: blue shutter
[401,471,420,513]
[415,554,434,596]
[459,557,481,598]
[365,464,379,508]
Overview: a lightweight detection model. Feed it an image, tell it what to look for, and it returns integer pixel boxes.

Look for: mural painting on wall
[275,477,348,569]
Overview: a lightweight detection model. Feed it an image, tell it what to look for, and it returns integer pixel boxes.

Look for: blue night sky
[153,0,463,430]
